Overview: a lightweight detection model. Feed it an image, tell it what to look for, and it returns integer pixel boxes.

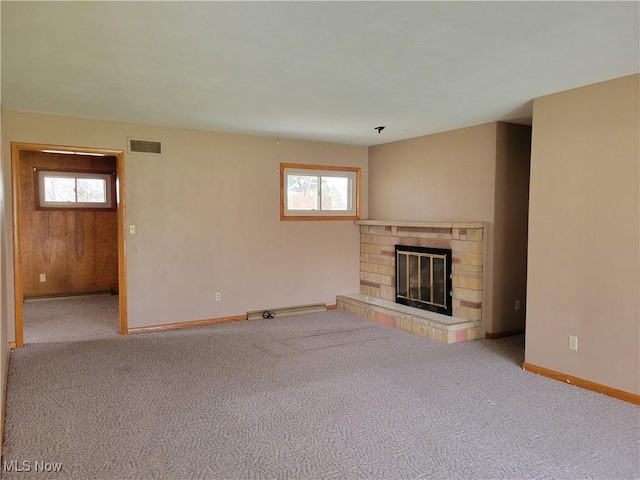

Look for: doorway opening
[11,142,128,347]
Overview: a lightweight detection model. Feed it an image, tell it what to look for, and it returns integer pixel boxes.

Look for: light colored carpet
[3,310,639,479]
[23,295,119,344]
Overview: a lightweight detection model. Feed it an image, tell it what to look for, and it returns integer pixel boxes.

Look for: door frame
[11,142,128,347]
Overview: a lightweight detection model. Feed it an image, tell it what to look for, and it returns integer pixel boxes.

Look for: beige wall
[493,123,531,333]
[526,75,639,395]
[368,123,498,223]
[368,122,531,334]
[1,111,368,338]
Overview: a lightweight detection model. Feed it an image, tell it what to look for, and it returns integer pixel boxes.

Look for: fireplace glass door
[395,245,452,316]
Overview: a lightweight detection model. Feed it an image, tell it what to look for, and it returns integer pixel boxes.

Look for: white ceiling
[2,1,638,146]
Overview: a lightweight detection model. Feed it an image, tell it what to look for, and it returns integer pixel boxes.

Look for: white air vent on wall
[128,138,162,155]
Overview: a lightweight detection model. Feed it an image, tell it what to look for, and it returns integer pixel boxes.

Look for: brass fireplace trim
[397,250,448,308]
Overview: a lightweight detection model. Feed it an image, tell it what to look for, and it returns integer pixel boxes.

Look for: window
[280,163,361,220]
[36,169,115,210]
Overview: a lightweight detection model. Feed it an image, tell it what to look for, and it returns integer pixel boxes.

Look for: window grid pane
[76,178,107,203]
[320,176,349,211]
[39,170,113,209]
[287,174,319,210]
[281,164,360,220]
[44,177,76,203]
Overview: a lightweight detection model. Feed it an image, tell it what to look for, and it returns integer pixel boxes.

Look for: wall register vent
[128,138,162,155]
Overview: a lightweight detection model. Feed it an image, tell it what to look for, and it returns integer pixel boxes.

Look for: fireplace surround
[337,220,487,344]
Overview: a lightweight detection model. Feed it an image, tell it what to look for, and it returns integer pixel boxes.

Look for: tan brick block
[434,329,448,343]
[451,240,470,252]
[397,318,413,333]
[467,229,483,241]
[468,242,484,253]
[460,253,483,266]
[460,305,482,321]
[360,253,394,266]
[451,240,484,254]
[364,235,399,246]
[360,271,394,286]
[398,226,450,235]
[453,288,483,303]
[452,228,460,240]
[437,233,453,240]
[361,225,392,235]
[406,231,439,239]
[399,237,451,249]
[361,263,395,276]
[380,285,396,301]
[453,276,483,290]
[360,285,381,297]
[408,321,418,334]
[348,305,374,320]
[467,327,483,340]
[361,244,382,255]
[453,264,483,274]
[453,269,482,279]
[452,299,461,317]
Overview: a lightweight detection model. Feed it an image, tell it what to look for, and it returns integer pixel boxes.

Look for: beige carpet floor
[3,310,639,479]
[23,295,119,344]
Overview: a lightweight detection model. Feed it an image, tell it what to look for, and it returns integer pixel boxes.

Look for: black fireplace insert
[395,245,452,316]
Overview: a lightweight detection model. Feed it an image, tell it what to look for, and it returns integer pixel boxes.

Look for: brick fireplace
[337,220,488,343]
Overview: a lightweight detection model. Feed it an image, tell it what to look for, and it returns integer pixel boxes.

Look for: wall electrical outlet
[39,273,46,283]
[515,300,521,311]
[568,335,578,351]
[215,292,221,302]
[129,225,136,235]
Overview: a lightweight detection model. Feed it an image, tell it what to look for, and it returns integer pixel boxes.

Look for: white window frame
[36,169,115,210]
[280,163,361,221]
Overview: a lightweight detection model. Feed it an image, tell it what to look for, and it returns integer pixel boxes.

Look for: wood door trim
[116,150,128,335]
[11,142,128,346]
[11,143,24,347]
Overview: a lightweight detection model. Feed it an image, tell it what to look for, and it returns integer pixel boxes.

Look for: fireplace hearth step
[336,293,481,344]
